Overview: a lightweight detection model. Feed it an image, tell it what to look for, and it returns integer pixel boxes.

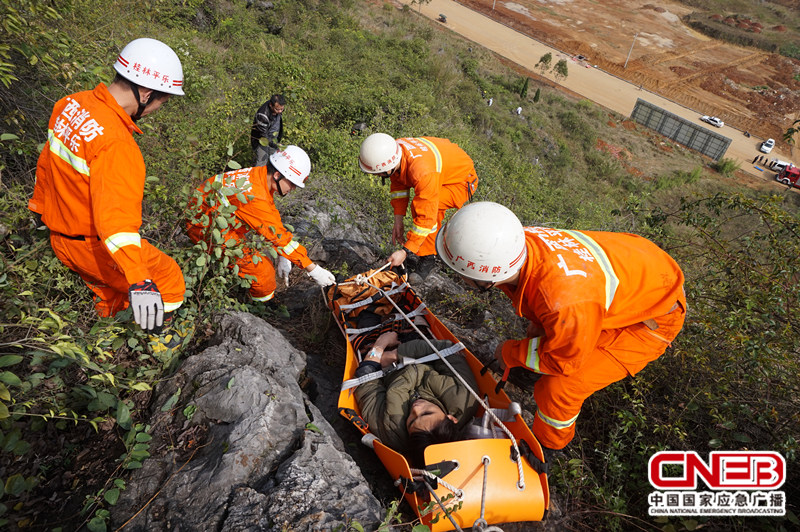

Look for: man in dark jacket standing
[250,94,285,165]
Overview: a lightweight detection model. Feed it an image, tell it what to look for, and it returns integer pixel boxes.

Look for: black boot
[415,255,438,279]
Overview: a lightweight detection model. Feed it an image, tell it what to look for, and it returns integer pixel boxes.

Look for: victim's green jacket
[354,339,479,454]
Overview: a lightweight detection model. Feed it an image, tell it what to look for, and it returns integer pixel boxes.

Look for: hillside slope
[0,0,797,530]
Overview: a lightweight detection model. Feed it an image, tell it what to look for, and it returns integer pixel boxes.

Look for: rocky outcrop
[111,312,382,531]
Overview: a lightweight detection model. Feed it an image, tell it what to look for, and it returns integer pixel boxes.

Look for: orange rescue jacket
[29,83,153,285]
[499,227,686,377]
[390,137,476,253]
[190,166,312,268]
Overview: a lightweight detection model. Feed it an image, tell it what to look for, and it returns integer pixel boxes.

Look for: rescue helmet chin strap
[273,171,290,197]
[463,276,495,293]
[381,164,398,186]
[128,83,151,122]
[477,281,496,293]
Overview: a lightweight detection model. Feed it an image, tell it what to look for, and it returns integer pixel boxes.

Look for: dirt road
[412,0,793,183]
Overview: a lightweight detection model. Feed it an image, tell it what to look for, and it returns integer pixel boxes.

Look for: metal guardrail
[631,98,731,161]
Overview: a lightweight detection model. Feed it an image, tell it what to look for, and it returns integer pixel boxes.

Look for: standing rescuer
[436,202,687,452]
[187,146,336,303]
[358,133,478,278]
[28,37,187,332]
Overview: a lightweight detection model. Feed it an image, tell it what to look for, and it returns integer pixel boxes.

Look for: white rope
[470,459,506,531]
[337,261,392,287]
[363,278,526,490]
[409,468,464,499]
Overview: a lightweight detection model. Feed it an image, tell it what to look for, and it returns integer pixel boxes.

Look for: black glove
[128,280,164,332]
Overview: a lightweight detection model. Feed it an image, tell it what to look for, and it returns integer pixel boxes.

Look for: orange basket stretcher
[327,268,550,531]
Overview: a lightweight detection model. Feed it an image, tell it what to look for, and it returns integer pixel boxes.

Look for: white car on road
[700,115,724,128]
[771,158,792,172]
[760,138,775,153]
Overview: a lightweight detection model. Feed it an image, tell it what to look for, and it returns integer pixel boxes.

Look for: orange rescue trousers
[50,233,185,317]
[186,225,277,301]
[532,301,686,450]
[413,177,478,257]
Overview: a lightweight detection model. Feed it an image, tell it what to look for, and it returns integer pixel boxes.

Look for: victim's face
[406,399,447,434]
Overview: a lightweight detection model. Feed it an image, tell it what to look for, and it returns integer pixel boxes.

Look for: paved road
[413,0,793,184]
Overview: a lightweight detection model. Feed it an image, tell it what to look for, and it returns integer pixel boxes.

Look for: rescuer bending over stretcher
[436,202,686,453]
[354,324,480,467]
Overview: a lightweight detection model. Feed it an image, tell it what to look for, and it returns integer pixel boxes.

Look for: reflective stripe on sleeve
[536,409,579,430]
[252,292,275,302]
[563,230,619,310]
[48,130,90,176]
[163,300,184,313]
[280,240,301,255]
[524,337,543,372]
[390,190,409,200]
[104,232,142,254]
[415,138,443,172]
[410,222,437,238]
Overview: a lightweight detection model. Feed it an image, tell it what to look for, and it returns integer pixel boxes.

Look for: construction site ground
[410,0,800,189]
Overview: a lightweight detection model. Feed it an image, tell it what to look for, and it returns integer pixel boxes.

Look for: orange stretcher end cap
[422,439,547,531]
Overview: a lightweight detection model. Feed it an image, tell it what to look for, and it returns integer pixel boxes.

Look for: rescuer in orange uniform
[436,202,686,451]
[358,133,478,277]
[29,38,187,332]
[187,146,336,303]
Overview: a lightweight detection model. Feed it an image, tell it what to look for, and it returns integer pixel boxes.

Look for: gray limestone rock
[110,312,382,531]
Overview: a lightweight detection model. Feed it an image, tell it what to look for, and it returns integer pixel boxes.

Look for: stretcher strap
[337,282,408,311]
[341,343,465,391]
[344,303,427,337]
[363,278,527,490]
[398,342,464,368]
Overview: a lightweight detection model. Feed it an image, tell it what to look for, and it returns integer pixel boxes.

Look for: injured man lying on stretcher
[353,310,480,467]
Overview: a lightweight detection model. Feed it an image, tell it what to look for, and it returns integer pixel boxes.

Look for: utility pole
[624,32,638,69]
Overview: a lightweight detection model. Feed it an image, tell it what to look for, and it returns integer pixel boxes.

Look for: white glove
[128,280,164,332]
[276,256,292,286]
[307,265,336,287]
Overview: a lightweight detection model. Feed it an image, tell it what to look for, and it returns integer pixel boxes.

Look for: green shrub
[711,157,740,177]
[553,59,569,80]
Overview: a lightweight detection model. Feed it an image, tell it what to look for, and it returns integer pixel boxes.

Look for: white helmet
[114,38,185,96]
[359,133,401,174]
[270,145,311,188]
[436,202,527,283]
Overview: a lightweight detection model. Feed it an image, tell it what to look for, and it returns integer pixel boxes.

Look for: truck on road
[775,164,800,188]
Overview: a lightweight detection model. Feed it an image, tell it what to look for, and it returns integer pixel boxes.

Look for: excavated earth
[459,0,800,152]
